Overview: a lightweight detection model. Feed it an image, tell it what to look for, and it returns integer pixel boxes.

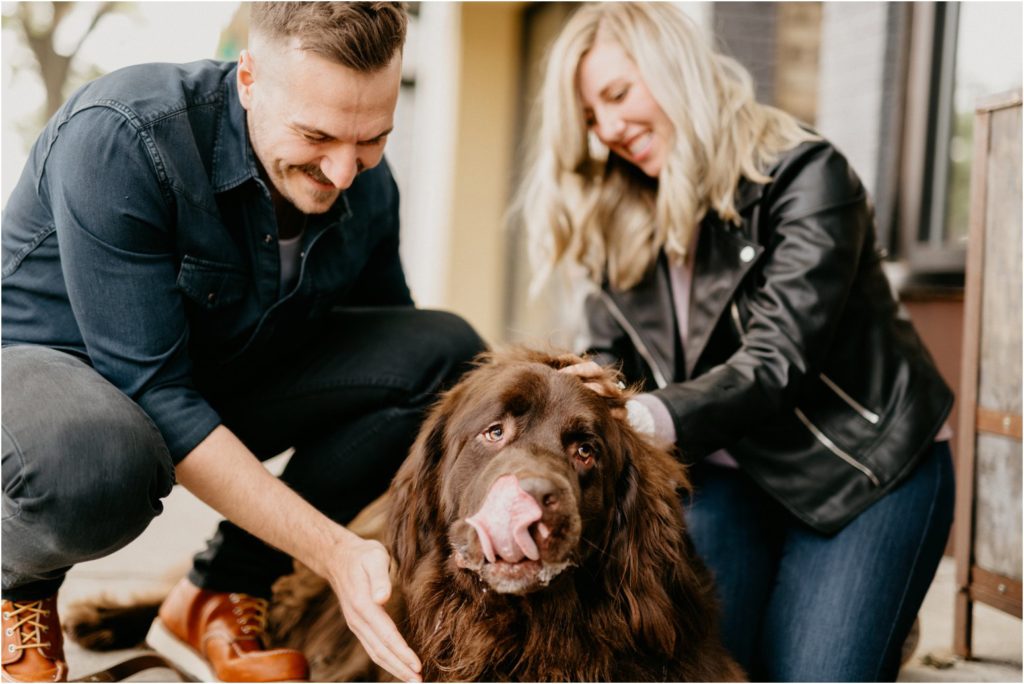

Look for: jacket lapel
[602,177,768,383]
[685,215,764,378]
[607,253,679,384]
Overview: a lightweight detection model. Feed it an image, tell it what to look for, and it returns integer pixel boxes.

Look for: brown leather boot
[1,596,67,682]
[147,579,308,682]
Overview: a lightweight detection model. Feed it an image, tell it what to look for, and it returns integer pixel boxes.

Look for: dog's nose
[518,475,560,512]
[466,474,543,563]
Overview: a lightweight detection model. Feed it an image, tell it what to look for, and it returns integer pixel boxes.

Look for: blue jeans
[2,308,484,600]
[685,441,954,682]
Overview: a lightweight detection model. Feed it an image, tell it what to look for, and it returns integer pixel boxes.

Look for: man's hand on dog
[329,530,422,683]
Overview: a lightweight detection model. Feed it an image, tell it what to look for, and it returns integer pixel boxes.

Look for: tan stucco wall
[443,3,524,344]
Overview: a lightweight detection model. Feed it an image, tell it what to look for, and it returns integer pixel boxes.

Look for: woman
[519,4,954,681]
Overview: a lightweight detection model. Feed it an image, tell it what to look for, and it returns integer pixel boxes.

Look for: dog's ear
[387,384,461,583]
[606,425,710,660]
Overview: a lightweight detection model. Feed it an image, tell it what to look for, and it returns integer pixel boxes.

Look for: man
[1,4,482,682]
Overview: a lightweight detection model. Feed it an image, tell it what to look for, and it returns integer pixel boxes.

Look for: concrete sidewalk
[56,472,1022,682]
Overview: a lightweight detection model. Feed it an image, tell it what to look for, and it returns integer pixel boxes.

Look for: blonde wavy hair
[518,2,816,291]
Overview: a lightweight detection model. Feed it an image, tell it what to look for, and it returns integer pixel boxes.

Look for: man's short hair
[250,2,408,72]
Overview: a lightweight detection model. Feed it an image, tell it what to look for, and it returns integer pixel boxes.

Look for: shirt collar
[211,64,261,193]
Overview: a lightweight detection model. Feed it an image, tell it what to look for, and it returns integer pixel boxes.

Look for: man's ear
[237,49,255,110]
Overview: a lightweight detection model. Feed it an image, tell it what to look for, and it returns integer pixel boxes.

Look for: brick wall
[713,2,778,106]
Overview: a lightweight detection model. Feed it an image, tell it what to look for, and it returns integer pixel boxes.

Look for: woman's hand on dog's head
[559,360,617,394]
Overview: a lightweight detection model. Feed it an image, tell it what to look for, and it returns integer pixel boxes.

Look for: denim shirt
[2,60,413,463]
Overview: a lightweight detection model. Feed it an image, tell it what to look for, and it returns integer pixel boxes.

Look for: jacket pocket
[819,373,880,424]
[176,256,248,310]
[794,407,881,486]
[730,301,882,486]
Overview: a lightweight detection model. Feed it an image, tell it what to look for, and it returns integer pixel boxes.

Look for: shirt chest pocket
[176,256,248,310]
[175,255,259,359]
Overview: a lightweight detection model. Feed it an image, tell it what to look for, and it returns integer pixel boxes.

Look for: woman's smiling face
[576,37,674,178]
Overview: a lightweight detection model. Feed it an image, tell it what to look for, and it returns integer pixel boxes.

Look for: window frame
[897,2,967,282]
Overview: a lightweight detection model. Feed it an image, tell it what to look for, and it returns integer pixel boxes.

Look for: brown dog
[68,349,743,681]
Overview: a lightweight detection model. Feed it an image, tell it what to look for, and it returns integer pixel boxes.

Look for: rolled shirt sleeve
[43,106,221,462]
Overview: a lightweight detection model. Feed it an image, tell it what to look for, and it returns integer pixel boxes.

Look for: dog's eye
[574,443,597,465]
[483,424,505,442]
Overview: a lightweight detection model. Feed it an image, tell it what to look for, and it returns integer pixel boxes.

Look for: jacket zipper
[730,303,879,424]
[729,302,881,486]
[819,374,880,424]
[794,409,881,486]
[598,291,669,389]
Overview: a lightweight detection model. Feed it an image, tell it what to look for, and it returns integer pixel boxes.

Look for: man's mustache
[295,164,334,186]
[293,159,366,188]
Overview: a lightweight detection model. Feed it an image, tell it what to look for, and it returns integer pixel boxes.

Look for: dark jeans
[2,308,484,600]
[684,441,954,682]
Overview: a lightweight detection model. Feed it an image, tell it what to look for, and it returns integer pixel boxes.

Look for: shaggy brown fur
[67,349,743,681]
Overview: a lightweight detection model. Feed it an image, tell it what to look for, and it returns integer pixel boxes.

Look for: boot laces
[4,600,53,653]
[228,594,269,639]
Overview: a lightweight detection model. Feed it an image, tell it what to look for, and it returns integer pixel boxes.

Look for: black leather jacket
[582,139,952,534]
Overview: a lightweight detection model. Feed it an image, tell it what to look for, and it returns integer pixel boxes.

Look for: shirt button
[740,246,756,263]
[299,251,305,259]
[263,234,273,245]
[207,292,216,303]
